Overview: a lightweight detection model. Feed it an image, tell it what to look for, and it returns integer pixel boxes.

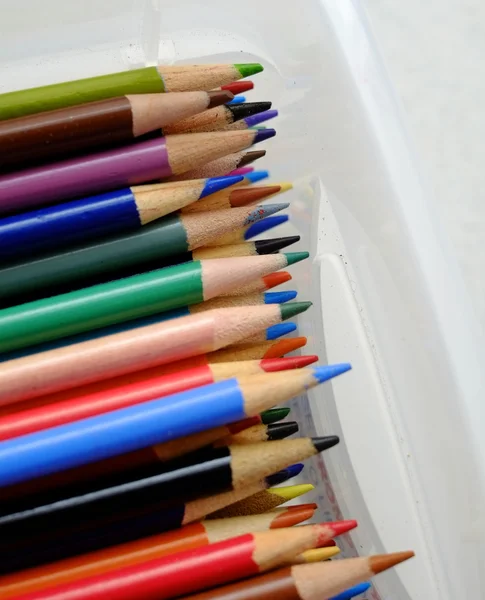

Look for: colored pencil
[228,95,246,104]
[170,150,266,180]
[164,102,271,134]
[181,182,290,212]
[241,322,298,344]
[0,470,291,573]
[229,166,254,175]
[221,270,292,296]
[0,302,315,406]
[295,547,342,563]
[177,552,414,600]
[208,337,309,362]
[214,421,299,446]
[0,90,234,170]
[215,81,254,95]
[0,437,339,545]
[0,364,349,486]
[261,406,292,424]
[0,429,303,515]
[0,290,300,362]
[0,204,289,306]
[0,253,304,353]
[9,524,359,600]
[226,110,278,131]
[207,485,317,519]
[329,582,372,600]
[0,129,275,214]
[0,354,312,429]
[0,175,244,261]
[189,239,300,261]
[211,214,289,246]
[0,508,314,599]
[0,63,263,120]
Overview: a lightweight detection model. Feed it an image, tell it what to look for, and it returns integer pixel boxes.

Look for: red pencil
[14,522,357,600]
[0,356,315,440]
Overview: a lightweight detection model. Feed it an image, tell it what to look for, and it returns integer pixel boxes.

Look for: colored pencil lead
[265,322,297,340]
[329,582,372,600]
[260,407,292,424]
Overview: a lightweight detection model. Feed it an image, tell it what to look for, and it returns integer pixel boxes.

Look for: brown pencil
[178,552,415,600]
[207,485,316,519]
[181,184,286,213]
[169,151,266,180]
[0,91,233,170]
[208,337,308,362]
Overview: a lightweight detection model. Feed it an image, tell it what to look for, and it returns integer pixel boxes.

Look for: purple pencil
[0,129,275,215]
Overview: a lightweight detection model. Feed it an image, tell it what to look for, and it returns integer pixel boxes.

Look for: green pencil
[0,203,289,308]
[0,63,263,120]
[0,252,309,353]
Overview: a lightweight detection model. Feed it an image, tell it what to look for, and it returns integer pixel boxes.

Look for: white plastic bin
[1,1,484,598]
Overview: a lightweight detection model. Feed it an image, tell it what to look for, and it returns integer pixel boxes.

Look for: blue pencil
[329,582,372,600]
[228,95,246,104]
[0,292,299,361]
[0,175,243,262]
[0,364,351,487]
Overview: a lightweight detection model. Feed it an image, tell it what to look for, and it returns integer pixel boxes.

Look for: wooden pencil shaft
[0,303,289,405]
[0,203,276,306]
[0,92,227,170]
[0,64,259,120]
[0,129,264,215]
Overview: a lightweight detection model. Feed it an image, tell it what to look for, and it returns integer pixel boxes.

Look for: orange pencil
[208,337,308,362]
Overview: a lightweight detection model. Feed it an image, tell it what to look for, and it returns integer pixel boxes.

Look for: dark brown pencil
[169,150,266,180]
[0,91,232,170]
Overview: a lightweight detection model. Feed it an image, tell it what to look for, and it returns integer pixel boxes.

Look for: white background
[363,0,485,332]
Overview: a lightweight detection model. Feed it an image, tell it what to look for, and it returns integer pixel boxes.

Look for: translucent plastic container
[1,1,484,598]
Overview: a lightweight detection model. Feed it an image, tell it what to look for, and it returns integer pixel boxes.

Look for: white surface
[1,1,484,598]
[363,0,485,333]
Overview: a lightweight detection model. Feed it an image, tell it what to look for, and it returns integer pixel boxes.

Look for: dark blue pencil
[0,175,243,262]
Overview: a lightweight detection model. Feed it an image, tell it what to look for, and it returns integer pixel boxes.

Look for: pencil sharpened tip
[238,150,266,167]
[312,362,352,383]
[227,95,246,105]
[280,301,312,320]
[328,582,372,600]
[270,483,314,500]
[327,519,358,537]
[260,406,291,424]
[253,128,276,144]
[245,215,289,240]
[312,435,340,453]
[284,251,310,265]
[235,63,264,78]
[370,551,415,575]
[266,468,295,486]
[200,175,243,198]
[229,101,272,122]
[207,89,234,108]
[244,109,278,128]
[221,81,254,94]
[282,460,304,475]
[267,423,300,441]
[265,290,298,304]
[255,236,300,254]
[244,170,270,184]
[265,322,297,340]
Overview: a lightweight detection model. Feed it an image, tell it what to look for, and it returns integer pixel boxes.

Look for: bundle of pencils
[0,59,415,600]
